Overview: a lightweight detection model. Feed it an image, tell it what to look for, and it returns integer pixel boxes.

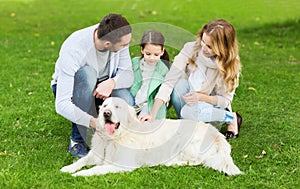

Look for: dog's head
[96,97,138,138]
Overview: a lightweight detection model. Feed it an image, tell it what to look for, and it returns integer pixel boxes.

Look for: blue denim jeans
[52,65,134,143]
[171,78,190,118]
[170,78,233,124]
[181,102,233,124]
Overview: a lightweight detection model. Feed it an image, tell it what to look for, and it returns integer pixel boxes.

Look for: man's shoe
[68,140,88,158]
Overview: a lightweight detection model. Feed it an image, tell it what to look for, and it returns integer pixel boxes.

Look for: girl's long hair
[189,19,241,92]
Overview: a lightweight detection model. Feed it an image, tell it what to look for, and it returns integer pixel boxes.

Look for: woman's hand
[138,114,153,122]
[182,92,199,105]
[183,92,217,106]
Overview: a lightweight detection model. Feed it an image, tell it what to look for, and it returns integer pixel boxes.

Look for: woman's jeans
[171,78,233,124]
[171,78,190,118]
[52,65,134,143]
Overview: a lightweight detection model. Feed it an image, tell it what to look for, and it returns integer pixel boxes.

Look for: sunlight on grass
[0,0,34,1]
[0,0,299,188]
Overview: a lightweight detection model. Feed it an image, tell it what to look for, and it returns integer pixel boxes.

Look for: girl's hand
[182,92,199,105]
[138,114,153,122]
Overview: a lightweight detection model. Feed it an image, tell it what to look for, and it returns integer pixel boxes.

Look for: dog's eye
[115,105,119,109]
[103,105,107,108]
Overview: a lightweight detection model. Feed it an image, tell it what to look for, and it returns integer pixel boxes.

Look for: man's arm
[55,50,93,128]
[110,46,133,89]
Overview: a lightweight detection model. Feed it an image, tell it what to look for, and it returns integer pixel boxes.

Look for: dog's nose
[103,110,112,118]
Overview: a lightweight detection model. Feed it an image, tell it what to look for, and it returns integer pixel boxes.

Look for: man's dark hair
[97,13,132,44]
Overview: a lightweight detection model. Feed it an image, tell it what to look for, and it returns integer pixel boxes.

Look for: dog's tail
[203,134,244,176]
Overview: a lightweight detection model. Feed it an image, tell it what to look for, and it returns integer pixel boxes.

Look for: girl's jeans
[51,65,134,143]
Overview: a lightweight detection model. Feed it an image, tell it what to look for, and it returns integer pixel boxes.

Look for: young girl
[139,20,242,140]
[130,30,170,120]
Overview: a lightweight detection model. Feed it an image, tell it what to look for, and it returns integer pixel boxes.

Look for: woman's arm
[182,92,217,106]
[155,42,195,103]
[182,90,233,109]
[197,92,218,105]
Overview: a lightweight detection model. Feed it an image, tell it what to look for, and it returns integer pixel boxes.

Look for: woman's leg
[171,78,190,118]
[181,102,234,124]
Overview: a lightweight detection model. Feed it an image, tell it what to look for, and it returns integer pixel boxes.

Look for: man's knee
[73,65,97,111]
[111,88,134,106]
[74,65,97,91]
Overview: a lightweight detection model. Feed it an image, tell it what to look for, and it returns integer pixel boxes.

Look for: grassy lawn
[0,0,299,188]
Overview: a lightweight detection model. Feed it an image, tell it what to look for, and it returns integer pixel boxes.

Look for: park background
[0,0,299,188]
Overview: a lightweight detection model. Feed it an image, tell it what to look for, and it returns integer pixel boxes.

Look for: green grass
[0,0,299,188]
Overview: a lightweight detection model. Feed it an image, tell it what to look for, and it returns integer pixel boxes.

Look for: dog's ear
[128,105,137,118]
[127,104,139,125]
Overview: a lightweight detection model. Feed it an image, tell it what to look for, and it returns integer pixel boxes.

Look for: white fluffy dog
[61,97,243,176]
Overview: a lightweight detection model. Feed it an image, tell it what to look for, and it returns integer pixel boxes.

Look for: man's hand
[89,117,96,129]
[90,117,102,135]
[93,78,115,99]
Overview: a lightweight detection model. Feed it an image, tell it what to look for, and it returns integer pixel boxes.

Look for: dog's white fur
[61,97,243,176]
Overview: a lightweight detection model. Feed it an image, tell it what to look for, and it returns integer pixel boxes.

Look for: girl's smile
[141,44,164,65]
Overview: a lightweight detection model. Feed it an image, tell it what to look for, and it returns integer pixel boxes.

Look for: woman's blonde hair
[189,19,241,92]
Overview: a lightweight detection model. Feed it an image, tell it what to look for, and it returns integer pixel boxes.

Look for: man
[51,13,134,158]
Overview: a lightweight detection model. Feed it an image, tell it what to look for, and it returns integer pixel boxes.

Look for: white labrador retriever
[61,97,243,176]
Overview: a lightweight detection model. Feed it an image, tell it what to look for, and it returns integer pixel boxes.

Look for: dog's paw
[72,170,93,177]
[60,165,77,173]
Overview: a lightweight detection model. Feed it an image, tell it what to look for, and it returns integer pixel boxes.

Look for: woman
[139,19,242,140]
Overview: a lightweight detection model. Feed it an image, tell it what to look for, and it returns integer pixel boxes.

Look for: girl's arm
[139,98,164,122]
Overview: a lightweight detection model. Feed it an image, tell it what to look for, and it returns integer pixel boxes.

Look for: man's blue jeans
[52,65,134,143]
